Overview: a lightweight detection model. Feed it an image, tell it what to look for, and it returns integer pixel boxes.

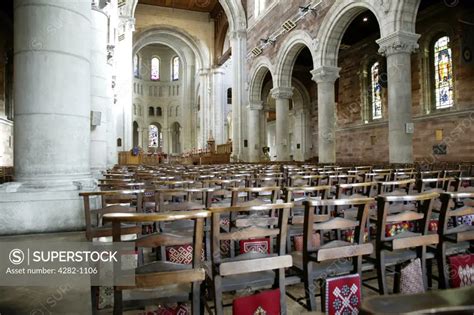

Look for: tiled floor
[0,231,434,315]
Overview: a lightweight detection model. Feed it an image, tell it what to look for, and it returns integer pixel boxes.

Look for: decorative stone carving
[230,30,246,40]
[270,86,293,99]
[311,66,340,83]
[378,0,391,14]
[376,31,421,56]
[248,101,263,111]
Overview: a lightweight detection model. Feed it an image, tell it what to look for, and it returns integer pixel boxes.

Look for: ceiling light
[363,17,368,22]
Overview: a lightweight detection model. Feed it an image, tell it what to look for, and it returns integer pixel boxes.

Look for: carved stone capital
[230,30,246,41]
[270,87,293,100]
[247,101,263,111]
[376,31,421,57]
[311,66,340,84]
[119,16,135,32]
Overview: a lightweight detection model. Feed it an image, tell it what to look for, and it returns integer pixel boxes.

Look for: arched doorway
[148,123,163,153]
[171,122,181,154]
[132,121,139,148]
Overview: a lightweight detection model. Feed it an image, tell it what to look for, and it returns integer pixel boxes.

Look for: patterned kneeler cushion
[166,244,205,264]
[325,274,361,315]
[142,303,190,315]
[448,254,474,288]
[232,289,280,315]
[239,238,270,254]
[400,258,425,294]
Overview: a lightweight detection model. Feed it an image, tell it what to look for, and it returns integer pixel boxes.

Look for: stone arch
[274,30,318,88]
[314,0,388,67]
[133,25,208,70]
[248,56,274,104]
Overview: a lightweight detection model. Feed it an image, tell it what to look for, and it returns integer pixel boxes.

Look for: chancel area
[0,0,473,314]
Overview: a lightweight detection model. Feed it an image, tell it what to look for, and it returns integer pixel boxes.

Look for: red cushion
[239,238,270,254]
[449,254,474,288]
[325,274,361,315]
[232,289,280,315]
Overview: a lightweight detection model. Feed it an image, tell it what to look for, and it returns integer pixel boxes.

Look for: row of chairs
[80,164,474,314]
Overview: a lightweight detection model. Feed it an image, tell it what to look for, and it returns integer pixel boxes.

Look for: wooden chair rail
[79,189,145,196]
[103,210,210,223]
[380,191,439,202]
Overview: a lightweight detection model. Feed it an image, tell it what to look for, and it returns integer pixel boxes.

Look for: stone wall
[0,10,13,166]
[246,0,474,164]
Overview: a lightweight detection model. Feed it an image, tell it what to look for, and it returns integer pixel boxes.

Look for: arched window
[149,125,162,148]
[227,88,232,104]
[151,57,160,81]
[433,36,453,109]
[133,104,137,115]
[370,61,382,119]
[156,107,162,116]
[133,54,139,78]
[172,56,180,81]
[149,106,155,116]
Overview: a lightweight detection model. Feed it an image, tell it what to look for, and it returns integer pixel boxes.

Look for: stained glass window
[370,61,382,119]
[434,36,453,109]
[149,125,162,148]
[151,57,160,81]
[133,54,139,77]
[172,56,180,81]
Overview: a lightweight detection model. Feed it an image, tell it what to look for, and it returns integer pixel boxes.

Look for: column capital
[270,87,293,99]
[198,68,211,76]
[119,16,135,32]
[247,101,263,111]
[311,66,340,83]
[376,31,420,57]
[230,30,247,40]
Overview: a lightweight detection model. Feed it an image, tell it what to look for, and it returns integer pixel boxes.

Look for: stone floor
[0,231,432,315]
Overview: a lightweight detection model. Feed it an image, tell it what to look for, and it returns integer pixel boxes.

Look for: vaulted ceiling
[138,0,219,13]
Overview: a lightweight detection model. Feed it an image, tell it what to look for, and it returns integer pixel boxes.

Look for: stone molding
[376,31,421,57]
[270,86,293,99]
[247,101,263,111]
[311,66,340,84]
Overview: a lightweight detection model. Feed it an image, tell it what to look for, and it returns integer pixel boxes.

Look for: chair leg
[393,264,401,294]
[320,280,326,313]
[427,258,433,289]
[418,246,428,291]
[303,262,317,311]
[376,250,388,295]
[437,242,449,289]
[113,289,123,315]
[213,276,224,315]
[192,281,201,315]
[277,268,287,315]
[90,286,98,315]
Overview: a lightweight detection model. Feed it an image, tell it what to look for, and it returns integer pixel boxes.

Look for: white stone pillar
[211,68,226,145]
[199,69,210,148]
[106,54,117,167]
[247,101,263,162]
[271,87,293,161]
[13,0,91,187]
[377,31,420,164]
[115,16,134,151]
[90,6,109,176]
[311,66,340,164]
[230,30,247,160]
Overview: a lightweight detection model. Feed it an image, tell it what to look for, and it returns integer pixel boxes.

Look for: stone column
[90,5,109,176]
[106,50,117,167]
[115,16,135,151]
[270,87,293,161]
[211,68,225,145]
[377,31,420,164]
[198,69,210,148]
[230,30,247,160]
[311,66,340,164]
[13,0,91,188]
[247,101,263,162]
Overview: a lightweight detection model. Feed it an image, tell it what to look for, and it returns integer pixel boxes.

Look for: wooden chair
[454,177,474,192]
[283,186,331,253]
[372,192,439,295]
[206,203,293,315]
[377,179,415,195]
[230,186,280,207]
[299,197,374,311]
[79,190,144,241]
[436,192,474,289]
[103,210,210,315]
